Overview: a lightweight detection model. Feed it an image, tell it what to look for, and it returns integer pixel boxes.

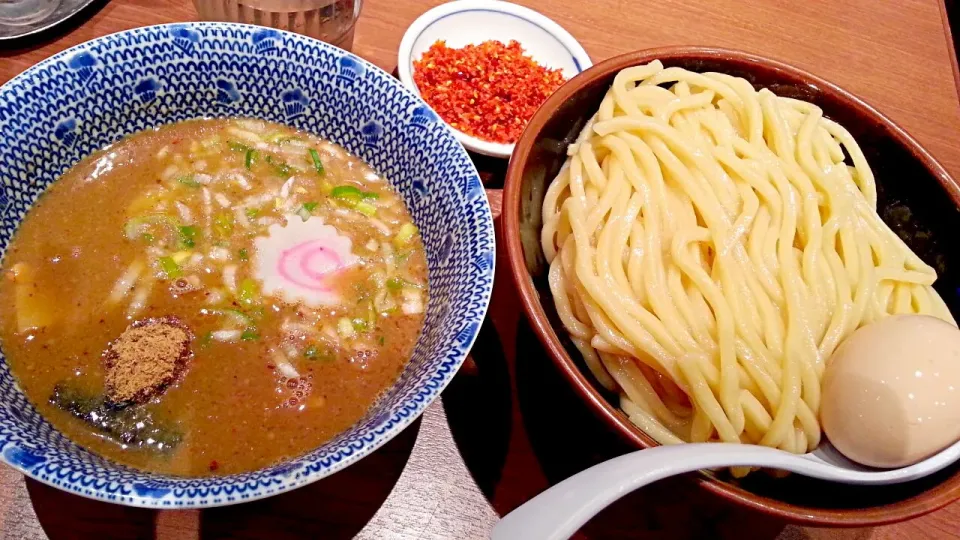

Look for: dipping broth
[0,118,428,476]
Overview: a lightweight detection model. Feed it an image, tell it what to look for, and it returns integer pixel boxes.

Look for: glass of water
[0,0,60,26]
[193,0,362,52]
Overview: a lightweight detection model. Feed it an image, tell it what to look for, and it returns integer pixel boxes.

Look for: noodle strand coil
[541,61,956,471]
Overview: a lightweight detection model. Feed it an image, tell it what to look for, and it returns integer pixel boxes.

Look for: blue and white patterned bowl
[0,22,494,507]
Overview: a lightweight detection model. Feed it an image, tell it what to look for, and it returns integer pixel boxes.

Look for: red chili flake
[412,40,566,144]
[208,460,219,471]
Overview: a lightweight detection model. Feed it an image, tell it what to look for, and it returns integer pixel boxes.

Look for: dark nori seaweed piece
[50,383,182,452]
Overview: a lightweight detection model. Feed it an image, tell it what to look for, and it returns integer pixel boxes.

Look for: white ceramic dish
[397,0,592,159]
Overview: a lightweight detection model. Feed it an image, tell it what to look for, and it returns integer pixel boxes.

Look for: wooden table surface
[3,0,960,539]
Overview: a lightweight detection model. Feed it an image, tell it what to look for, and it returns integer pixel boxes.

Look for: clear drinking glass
[0,0,60,26]
[193,0,362,51]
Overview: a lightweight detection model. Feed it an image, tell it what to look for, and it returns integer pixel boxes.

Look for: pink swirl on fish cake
[254,217,357,307]
[277,241,342,291]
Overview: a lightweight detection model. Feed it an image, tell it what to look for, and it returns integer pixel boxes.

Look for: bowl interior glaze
[504,47,960,526]
[0,22,494,508]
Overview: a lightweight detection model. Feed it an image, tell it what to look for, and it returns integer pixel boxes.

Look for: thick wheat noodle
[540,61,956,475]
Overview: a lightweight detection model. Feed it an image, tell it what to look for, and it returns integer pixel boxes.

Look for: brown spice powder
[103,317,193,404]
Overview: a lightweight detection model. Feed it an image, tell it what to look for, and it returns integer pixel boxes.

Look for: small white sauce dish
[397,0,592,159]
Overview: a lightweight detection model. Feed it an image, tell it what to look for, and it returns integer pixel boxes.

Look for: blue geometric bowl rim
[0,21,495,508]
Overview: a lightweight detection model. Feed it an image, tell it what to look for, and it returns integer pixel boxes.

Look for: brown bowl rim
[502,46,960,527]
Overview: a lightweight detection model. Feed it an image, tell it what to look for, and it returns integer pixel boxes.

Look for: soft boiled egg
[821,314,960,468]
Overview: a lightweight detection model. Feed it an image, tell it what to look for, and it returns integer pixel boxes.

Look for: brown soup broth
[0,119,428,476]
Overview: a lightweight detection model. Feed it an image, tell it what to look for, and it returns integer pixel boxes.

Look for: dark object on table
[0,0,99,42]
[945,1,960,80]
[502,46,960,526]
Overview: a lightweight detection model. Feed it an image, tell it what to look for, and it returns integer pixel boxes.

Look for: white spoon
[491,439,960,540]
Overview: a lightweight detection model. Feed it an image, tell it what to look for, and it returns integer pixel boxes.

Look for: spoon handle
[491,443,798,540]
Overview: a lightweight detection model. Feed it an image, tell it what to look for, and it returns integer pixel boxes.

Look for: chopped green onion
[171,251,191,264]
[265,155,292,177]
[244,148,256,170]
[378,336,385,346]
[352,318,369,333]
[355,201,377,217]
[387,277,421,290]
[214,213,234,237]
[178,225,198,248]
[240,328,259,341]
[394,223,418,247]
[331,185,378,207]
[238,248,249,261]
[199,331,213,348]
[228,141,251,153]
[141,233,155,244]
[245,208,259,219]
[297,201,318,222]
[309,149,325,175]
[337,317,356,339]
[304,345,318,359]
[177,175,201,188]
[158,256,182,279]
[238,278,259,307]
[333,191,359,207]
[218,308,254,327]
